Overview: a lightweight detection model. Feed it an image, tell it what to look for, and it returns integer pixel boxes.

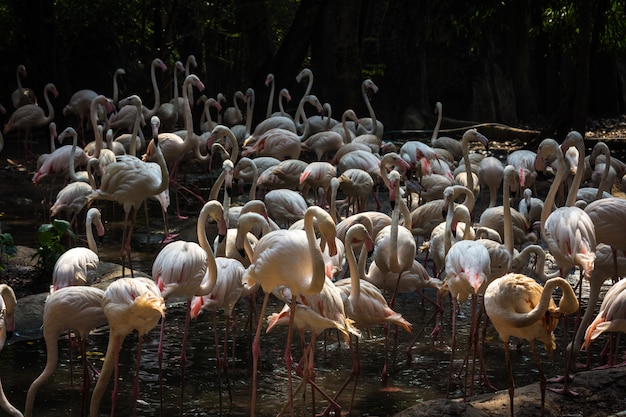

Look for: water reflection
[0,164,594,417]
[2,284,576,417]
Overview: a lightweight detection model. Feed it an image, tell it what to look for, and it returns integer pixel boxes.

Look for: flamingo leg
[447,298,458,398]
[250,290,271,417]
[178,301,193,416]
[110,335,123,417]
[504,341,515,417]
[213,310,224,409]
[132,334,144,417]
[285,294,297,417]
[530,341,547,417]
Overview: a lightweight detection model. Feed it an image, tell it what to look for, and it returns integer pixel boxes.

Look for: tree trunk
[571,0,592,133]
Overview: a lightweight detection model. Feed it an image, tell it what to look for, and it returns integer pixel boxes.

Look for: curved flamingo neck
[304,207,327,294]
[145,59,162,119]
[431,102,442,141]
[362,82,378,135]
[112,68,125,107]
[502,165,515,256]
[85,210,100,255]
[461,132,474,192]
[266,75,275,119]
[594,143,611,199]
[345,228,363,307]
[90,96,108,159]
[245,89,255,136]
[68,129,85,183]
[565,137,586,207]
[539,140,567,237]
[197,202,219,294]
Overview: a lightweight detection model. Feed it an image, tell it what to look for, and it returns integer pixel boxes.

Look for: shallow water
[0,157,610,417]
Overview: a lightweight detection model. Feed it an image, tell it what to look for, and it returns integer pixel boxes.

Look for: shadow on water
[0,152,611,417]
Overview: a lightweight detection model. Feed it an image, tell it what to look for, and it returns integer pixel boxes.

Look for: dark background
[2,0,626,141]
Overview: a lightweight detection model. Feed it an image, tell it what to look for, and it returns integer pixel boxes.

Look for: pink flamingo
[88,108,170,276]
[151,199,222,413]
[485,274,579,416]
[88,277,165,417]
[0,285,21,417]
[25,286,107,417]
[244,206,337,417]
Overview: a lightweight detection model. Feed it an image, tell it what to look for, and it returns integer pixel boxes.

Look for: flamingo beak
[327,238,338,257]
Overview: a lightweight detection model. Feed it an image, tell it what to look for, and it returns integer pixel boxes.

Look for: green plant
[0,232,17,271]
[32,219,76,276]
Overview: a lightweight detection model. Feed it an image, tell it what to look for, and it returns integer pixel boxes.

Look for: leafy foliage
[32,220,76,277]
[0,233,17,271]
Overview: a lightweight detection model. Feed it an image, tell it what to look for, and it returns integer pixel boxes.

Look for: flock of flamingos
[0,59,625,417]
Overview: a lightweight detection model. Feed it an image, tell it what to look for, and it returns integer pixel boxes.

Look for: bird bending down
[25,286,107,417]
[485,274,579,417]
[582,277,626,367]
[0,285,22,417]
[89,277,166,417]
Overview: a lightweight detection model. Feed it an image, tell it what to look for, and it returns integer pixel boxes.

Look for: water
[0,156,604,417]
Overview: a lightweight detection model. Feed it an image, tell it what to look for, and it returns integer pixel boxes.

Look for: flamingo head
[265,73,274,87]
[190,296,205,319]
[266,304,291,333]
[465,129,489,151]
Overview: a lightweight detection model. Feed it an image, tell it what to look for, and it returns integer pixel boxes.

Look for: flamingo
[36,122,58,169]
[151,199,221,413]
[344,79,384,137]
[89,277,166,417]
[223,90,245,127]
[430,102,464,162]
[50,207,104,291]
[11,64,37,109]
[144,74,207,217]
[266,277,359,417]
[0,285,21,417]
[427,188,474,277]
[5,83,58,157]
[484,274,579,417]
[477,156,504,208]
[24,286,107,417]
[109,57,167,134]
[582,276,626,366]
[409,184,475,240]
[157,60,186,131]
[242,95,322,159]
[244,206,338,417]
[443,239,491,397]
[243,89,311,146]
[336,168,375,216]
[301,127,345,162]
[299,161,337,207]
[518,188,544,227]
[506,149,538,196]
[50,181,94,227]
[332,223,412,412]
[63,88,98,142]
[88,110,170,276]
[534,135,596,395]
[190,254,247,406]
[576,141,613,205]
[479,165,533,253]
[229,88,255,144]
[372,170,415,277]
[263,188,308,228]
